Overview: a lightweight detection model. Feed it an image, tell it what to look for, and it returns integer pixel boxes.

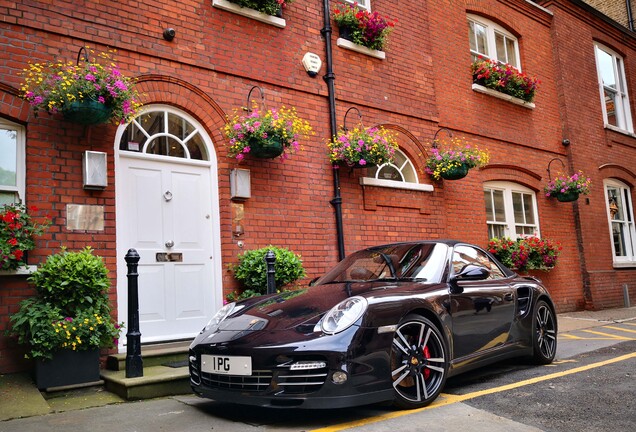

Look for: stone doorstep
[102,340,193,400]
[106,340,191,371]
[101,365,191,400]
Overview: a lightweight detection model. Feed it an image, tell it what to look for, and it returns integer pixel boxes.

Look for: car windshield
[314,243,448,285]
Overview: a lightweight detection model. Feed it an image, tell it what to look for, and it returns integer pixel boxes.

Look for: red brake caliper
[422,345,431,379]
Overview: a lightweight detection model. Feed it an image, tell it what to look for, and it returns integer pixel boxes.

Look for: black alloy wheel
[390,315,448,409]
[532,300,557,364]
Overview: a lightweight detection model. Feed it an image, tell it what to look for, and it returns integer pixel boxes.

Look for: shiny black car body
[189,241,557,409]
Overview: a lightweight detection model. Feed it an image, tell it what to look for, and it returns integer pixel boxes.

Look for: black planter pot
[440,164,470,180]
[34,348,100,390]
[249,135,285,159]
[62,100,112,125]
[338,25,354,42]
[555,190,580,202]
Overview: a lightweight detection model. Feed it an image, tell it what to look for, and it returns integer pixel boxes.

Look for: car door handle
[504,293,514,302]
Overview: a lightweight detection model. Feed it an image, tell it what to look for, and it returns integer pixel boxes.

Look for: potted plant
[327,125,399,167]
[488,236,562,272]
[331,1,396,51]
[20,47,142,125]
[471,57,540,103]
[424,136,490,180]
[224,104,313,161]
[544,170,591,202]
[0,203,49,271]
[8,247,123,389]
[224,0,293,16]
[227,245,306,302]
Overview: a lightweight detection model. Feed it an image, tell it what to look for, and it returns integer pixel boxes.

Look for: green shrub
[8,247,123,360]
[232,245,306,295]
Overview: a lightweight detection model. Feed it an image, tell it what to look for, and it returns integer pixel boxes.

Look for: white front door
[115,106,222,349]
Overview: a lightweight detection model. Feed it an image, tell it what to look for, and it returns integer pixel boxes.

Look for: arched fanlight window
[368,149,418,183]
[119,106,209,160]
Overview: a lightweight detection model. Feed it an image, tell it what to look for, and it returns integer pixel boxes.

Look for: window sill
[336,38,386,60]
[604,123,636,138]
[212,0,286,28]
[0,265,37,276]
[613,261,636,269]
[359,177,434,192]
[472,84,535,109]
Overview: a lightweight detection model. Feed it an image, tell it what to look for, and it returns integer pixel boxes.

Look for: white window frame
[604,178,636,266]
[468,14,521,69]
[360,149,433,192]
[484,181,540,239]
[0,117,26,204]
[594,43,634,133]
[344,0,370,10]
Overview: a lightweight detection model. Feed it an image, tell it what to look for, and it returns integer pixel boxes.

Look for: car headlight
[320,296,367,334]
[202,302,236,333]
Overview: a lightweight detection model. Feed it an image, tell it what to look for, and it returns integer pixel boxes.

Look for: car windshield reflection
[314,243,448,285]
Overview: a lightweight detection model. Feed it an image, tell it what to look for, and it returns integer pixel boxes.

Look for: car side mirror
[451,264,490,282]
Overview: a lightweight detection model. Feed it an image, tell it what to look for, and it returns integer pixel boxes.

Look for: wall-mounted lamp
[83,151,107,190]
[431,127,453,149]
[163,28,176,41]
[230,168,251,201]
[302,52,322,77]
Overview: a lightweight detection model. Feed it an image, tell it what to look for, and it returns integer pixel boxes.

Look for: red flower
[13,249,23,260]
[8,238,18,246]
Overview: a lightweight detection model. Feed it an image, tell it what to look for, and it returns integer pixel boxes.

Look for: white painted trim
[360,177,434,192]
[212,0,286,28]
[604,123,636,138]
[524,0,553,15]
[0,265,37,276]
[472,84,535,109]
[336,38,386,60]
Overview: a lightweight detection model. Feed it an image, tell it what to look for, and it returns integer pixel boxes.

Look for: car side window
[452,245,505,280]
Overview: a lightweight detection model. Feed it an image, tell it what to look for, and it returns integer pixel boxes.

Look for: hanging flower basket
[20,47,142,125]
[225,104,313,162]
[440,163,470,180]
[248,134,284,159]
[424,136,489,181]
[544,170,591,202]
[327,125,399,167]
[62,100,114,125]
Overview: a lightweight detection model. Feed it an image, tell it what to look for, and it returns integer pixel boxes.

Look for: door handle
[165,240,174,248]
[504,293,514,302]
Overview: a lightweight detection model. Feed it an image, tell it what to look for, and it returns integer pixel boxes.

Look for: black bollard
[125,248,143,378]
[265,250,276,295]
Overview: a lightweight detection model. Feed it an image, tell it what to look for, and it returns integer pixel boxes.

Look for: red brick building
[0,0,634,373]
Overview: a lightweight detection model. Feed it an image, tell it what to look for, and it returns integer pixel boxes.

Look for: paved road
[1,321,635,432]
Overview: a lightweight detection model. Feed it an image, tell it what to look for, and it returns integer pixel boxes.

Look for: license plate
[200,355,252,375]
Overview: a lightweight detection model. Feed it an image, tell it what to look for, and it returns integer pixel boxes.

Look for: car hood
[218,281,413,332]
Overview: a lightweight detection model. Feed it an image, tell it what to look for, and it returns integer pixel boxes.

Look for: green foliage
[0,203,50,270]
[8,247,123,360]
[232,245,306,295]
[28,247,110,314]
[226,0,292,16]
[225,289,262,303]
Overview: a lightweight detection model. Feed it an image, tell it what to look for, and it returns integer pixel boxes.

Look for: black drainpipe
[627,0,635,31]
[321,0,346,261]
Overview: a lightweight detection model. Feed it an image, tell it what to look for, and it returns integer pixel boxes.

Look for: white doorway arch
[114,105,222,350]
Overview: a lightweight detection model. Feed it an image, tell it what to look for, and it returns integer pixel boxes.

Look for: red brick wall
[1,0,635,372]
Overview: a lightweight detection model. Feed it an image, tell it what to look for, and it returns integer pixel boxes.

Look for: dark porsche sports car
[189,240,557,409]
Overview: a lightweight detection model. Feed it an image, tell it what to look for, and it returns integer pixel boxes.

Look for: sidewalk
[2,306,636,423]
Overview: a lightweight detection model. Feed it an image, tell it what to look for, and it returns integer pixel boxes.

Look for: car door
[449,245,515,360]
